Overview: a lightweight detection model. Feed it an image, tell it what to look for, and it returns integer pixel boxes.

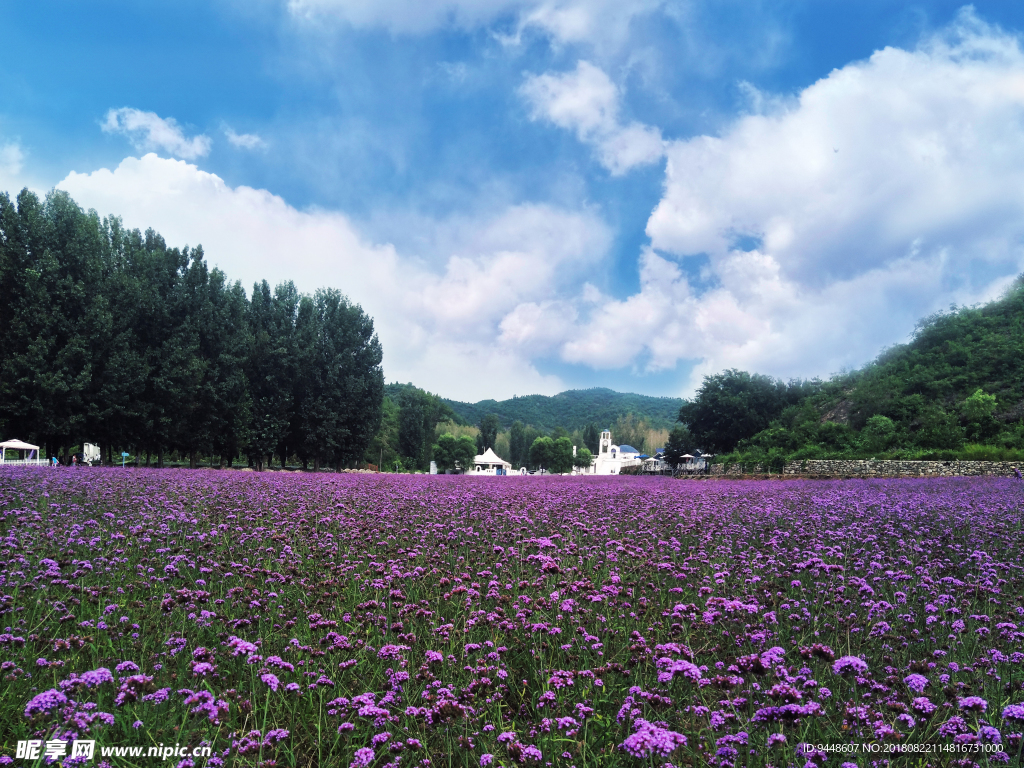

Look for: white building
[584,429,643,475]
[470,447,513,475]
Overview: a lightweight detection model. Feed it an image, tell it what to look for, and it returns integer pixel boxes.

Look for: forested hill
[443,388,684,432]
[684,276,1024,463]
[815,278,1024,430]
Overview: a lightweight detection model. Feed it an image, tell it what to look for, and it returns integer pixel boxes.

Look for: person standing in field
[1014,466,1022,481]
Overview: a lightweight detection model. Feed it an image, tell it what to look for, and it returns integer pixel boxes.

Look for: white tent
[473,447,512,474]
[0,439,42,464]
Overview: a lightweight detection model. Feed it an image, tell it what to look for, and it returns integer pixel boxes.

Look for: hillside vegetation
[443,387,683,432]
[690,276,1024,467]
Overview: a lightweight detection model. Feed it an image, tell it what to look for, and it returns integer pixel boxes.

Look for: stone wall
[707,460,1021,478]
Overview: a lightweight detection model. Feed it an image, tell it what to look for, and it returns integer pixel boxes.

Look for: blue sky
[3,1,1024,401]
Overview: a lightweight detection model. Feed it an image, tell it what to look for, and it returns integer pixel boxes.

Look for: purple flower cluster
[903,673,928,693]
[24,689,68,719]
[832,656,868,676]
[620,719,687,757]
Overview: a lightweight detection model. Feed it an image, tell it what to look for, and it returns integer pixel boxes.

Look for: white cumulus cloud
[509,10,1024,392]
[520,60,663,175]
[224,126,267,150]
[58,153,611,401]
[49,9,1024,400]
[102,108,212,160]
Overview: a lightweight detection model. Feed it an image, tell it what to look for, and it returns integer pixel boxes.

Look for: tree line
[0,189,383,468]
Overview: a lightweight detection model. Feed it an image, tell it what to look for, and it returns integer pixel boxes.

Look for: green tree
[529,436,554,470]
[0,187,386,469]
[432,433,459,473]
[389,384,456,470]
[365,395,400,470]
[508,420,529,468]
[436,433,477,473]
[549,436,574,473]
[573,446,593,470]
[245,281,293,470]
[679,370,813,453]
[860,414,897,454]
[211,280,252,467]
[913,407,964,450]
[454,435,477,472]
[398,389,426,464]
[961,388,999,442]
[662,424,697,468]
[477,413,500,453]
[156,246,226,468]
[582,423,600,454]
[295,288,383,471]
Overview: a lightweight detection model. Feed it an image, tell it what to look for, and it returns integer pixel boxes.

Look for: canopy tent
[0,439,41,463]
[473,447,512,471]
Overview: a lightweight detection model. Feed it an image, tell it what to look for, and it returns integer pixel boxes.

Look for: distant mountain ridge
[442,388,684,431]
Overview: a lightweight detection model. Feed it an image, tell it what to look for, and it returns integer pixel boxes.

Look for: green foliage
[476,413,500,453]
[860,414,897,454]
[526,435,574,473]
[0,189,383,468]
[397,389,427,462]
[662,424,697,468]
[529,436,554,470]
[454,434,477,472]
[432,432,475,473]
[444,387,683,432]
[961,388,1000,442]
[680,370,819,453]
[700,278,1024,465]
[962,387,997,421]
[611,412,649,453]
[818,279,1024,433]
[549,436,574,473]
[573,446,593,469]
[391,385,457,470]
[508,420,529,469]
[364,395,399,469]
[581,423,600,453]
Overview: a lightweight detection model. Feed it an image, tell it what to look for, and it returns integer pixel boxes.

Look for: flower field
[2,469,1024,767]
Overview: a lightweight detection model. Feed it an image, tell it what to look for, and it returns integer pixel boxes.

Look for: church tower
[600,429,612,456]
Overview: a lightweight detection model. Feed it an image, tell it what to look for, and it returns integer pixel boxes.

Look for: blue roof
[617,445,640,453]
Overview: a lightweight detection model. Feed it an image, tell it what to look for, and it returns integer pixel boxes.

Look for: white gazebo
[0,439,44,465]
[472,447,513,475]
